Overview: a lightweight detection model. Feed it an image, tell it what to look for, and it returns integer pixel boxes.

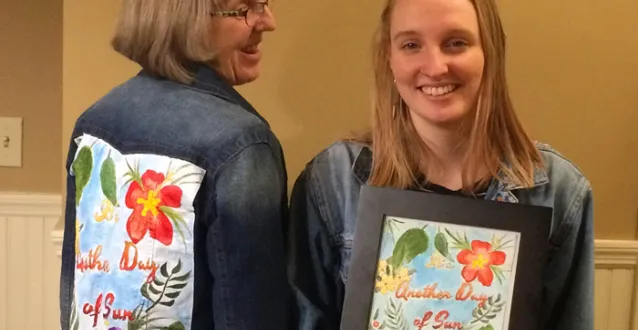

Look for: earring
[392,78,398,119]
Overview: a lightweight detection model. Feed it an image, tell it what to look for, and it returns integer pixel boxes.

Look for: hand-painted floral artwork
[368,216,520,330]
[69,134,205,330]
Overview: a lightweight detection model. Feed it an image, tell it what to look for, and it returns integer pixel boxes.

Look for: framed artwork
[340,185,553,330]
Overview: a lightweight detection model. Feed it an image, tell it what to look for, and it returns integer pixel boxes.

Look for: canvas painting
[367,215,521,330]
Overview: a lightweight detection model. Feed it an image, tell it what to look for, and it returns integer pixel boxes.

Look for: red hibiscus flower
[456,240,506,286]
[125,170,182,246]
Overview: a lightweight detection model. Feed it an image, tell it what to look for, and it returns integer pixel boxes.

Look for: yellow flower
[375,273,396,294]
[376,259,389,276]
[374,260,412,295]
[395,267,410,284]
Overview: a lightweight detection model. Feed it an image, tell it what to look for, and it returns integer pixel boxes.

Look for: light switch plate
[0,117,23,167]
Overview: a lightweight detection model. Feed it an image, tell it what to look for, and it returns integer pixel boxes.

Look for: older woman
[59,1,289,329]
[288,0,594,329]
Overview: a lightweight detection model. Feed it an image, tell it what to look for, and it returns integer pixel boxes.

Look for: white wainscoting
[594,239,638,330]
[0,192,637,329]
[0,192,62,330]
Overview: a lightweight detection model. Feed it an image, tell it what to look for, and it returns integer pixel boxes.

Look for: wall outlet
[0,117,23,167]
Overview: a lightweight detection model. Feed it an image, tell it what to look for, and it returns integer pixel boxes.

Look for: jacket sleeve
[287,166,344,330]
[543,182,595,330]
[207,142,290,329]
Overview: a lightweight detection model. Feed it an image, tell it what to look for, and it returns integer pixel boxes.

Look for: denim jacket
[288,141,594,330]
[59,65,290,330]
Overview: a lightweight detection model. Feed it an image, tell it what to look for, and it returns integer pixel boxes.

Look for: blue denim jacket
[59,65,290,330]
[288,141,594,330]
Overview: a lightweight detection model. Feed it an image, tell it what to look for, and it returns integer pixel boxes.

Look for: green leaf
[373,308,379,319]
[169,282,188,289]
[493,239,513,251]
[148,284,162,295]
[132,304,144,319]
[390,228,429,269]
[100,153,118,206]
[123,158,142,187]
[172,259,182,275]
[434,232,450,259]
[160,206,189,251]
[170,172,202,185]
[171,271,191,282]
[165,291,181,299]
[479,326,494,330]
[161,321,186,330]
[140,283,151,301]
[160,263,169,278]
[492,267,506,286]
[161,206,184,222]
[159,299,175,307]
[384,298,408,330]
[153,276,165,286]
[444,228,472,250]
[73,146,93,206]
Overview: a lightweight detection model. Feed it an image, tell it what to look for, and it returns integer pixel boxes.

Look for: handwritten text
[76,245,110,273]
[455,282,489,307]
[394,281,489,308]
[414,310,462,330]
[119,241,159,283]
[82,292,135,327]
[395,282,451,301]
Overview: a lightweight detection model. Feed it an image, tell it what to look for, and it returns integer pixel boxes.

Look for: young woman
[287,0,594,329]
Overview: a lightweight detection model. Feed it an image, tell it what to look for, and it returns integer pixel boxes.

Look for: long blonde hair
[353,0,542,193]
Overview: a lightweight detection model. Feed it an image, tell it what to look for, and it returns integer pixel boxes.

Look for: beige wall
[0,0,62,193]
[498,0,638,238]
[55,0,638,240]
[61,0,140,198]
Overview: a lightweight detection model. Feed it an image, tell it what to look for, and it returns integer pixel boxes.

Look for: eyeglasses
[211,1,270,27]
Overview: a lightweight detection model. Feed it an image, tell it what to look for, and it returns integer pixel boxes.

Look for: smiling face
[209,0,276,85]
[389,0,484,130]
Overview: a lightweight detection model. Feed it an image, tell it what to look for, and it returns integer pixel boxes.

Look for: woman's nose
[419,49,448,78]
[258,6,276,31]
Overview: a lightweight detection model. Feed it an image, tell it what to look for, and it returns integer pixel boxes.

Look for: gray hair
[111,0,223,84]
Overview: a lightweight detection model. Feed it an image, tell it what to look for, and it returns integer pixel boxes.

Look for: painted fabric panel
[69,134,205,330]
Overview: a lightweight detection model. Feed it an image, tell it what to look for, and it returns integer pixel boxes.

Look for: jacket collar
[351,145,549,202]
[138,64,270,127]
